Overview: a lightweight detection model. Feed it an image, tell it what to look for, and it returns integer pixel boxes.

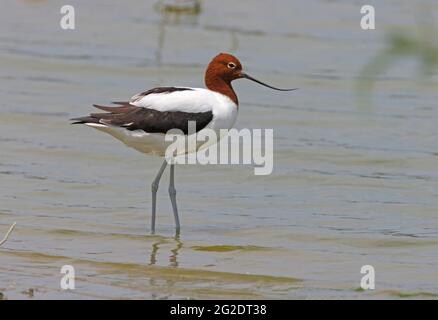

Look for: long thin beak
[239,72,298,91]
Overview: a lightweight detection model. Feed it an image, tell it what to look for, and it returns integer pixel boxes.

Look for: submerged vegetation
[357,20,438,108]
[192,245,268,252]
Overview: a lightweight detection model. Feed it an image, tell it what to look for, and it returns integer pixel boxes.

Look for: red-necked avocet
[71,53,296,234]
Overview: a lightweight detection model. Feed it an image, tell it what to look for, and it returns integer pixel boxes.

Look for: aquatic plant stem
[0,222,16,247]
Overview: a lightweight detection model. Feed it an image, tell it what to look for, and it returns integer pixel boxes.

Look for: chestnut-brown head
[205,53,243,83]
[205,53,297,105]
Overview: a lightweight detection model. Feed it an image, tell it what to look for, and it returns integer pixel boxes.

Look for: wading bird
[71,53,296,233]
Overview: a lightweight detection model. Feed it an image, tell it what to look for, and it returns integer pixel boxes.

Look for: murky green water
[1,0,438,299]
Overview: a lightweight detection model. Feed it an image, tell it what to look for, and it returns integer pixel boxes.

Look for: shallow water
[1,0,438,299]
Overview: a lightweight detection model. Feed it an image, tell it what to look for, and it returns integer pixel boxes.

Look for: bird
[71,53,296,234]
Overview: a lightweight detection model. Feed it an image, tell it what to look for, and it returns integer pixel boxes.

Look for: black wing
[71,103,213,135]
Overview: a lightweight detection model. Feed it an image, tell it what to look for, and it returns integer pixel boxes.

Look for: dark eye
[227,62,236,69]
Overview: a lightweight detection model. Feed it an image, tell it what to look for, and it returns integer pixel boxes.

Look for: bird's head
[205,52,297,91]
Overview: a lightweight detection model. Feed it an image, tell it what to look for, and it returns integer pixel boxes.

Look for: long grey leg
[168,163,180,232]
[151,159,168,234]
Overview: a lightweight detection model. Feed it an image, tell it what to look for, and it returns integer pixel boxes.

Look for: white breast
[205,90,238,132]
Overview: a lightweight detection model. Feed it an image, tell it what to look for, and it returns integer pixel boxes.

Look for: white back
[130,88,216,113]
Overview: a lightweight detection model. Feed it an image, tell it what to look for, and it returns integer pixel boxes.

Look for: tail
[70,102,138,125]
[70,116,100,125]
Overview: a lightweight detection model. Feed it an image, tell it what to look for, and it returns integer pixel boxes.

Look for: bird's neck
[205,75,238,106]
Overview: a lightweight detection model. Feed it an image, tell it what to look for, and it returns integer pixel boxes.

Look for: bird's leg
[168,163,180,232]
[151,159,168,234]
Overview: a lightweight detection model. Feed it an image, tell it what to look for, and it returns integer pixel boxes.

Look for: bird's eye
[227,62,236,69]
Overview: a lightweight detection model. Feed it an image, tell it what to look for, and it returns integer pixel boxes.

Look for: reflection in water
[169,235,183,268]
[147,231,183,298]
[155,0,201,65]
[158,0,201,15]
[149,231,183,267]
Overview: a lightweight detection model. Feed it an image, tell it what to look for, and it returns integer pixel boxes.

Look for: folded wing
[71,87,214,134]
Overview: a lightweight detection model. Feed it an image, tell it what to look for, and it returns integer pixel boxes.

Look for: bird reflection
[149,230,183,267]
[155,0,202,65]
